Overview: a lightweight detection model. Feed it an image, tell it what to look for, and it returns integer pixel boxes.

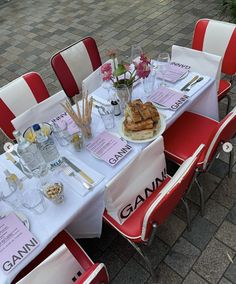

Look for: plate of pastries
[119,99,166,143]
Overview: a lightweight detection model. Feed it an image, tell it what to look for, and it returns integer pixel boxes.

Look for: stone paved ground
[0,0,236,283]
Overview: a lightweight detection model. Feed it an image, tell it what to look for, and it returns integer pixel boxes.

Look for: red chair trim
[0,98,15,139]
[103,213,142,241]
[83,37,102,71]
[51,53,80,98]
[23,72,49,102]
[192,18,209,51]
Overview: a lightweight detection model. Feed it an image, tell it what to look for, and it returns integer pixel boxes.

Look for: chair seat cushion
[218,79,231,101]
[103,177,170,242]
[163,112,218,166]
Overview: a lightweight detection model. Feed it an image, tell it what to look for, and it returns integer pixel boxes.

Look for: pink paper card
[156,63,189,83]
[0,213,39,274]
[86,131,132,166]
[51,112,79,135]
[148,86,189,111]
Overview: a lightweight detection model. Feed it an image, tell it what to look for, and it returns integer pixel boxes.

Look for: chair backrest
[105,136,167,224]
[0,72,50,140]
[51,37,102,98]
[12,230,109,284]
[12,91,67,133]
[203,105,236,169]
[192,18,236,76]
[141,144,204,241]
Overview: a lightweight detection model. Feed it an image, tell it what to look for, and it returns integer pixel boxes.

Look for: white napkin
[58,153,105,197]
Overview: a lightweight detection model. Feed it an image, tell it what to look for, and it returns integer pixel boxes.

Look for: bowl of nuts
[42,182,64,204]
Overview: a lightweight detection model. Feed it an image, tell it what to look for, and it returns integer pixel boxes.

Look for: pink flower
[106,49,117,59]
[136,61,150,79]
[101,63,113,81]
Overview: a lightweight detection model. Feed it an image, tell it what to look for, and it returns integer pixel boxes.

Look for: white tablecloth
[0,71,218,284]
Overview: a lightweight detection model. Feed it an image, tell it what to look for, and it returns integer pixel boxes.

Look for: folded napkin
[58,154,105,197]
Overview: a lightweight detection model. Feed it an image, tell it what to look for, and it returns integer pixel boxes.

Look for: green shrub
[223,0,236,22]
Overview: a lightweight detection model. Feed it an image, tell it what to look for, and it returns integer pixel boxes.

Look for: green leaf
[113,64,127,77]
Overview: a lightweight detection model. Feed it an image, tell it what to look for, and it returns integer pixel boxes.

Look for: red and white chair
[12,230,109,284]
[192,18,236,112]
[163,106,236,215]
[0,72,50,140]
[51,37,102,99]
[103,144,204,281]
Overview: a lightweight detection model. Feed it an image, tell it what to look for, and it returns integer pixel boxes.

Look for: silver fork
[62,166,93,190]
[185,76,204,91]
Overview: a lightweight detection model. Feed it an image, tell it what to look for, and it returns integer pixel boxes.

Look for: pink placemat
[148,86,189,111]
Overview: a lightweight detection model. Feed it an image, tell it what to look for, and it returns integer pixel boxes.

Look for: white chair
[0,72,50,140]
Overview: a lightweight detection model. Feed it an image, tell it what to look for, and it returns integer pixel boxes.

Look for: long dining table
[0,68,218,284]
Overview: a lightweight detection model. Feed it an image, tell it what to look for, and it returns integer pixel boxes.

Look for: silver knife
[62,157,94,184]
[180,75,199,91]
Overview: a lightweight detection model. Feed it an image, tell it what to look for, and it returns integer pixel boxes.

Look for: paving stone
[209,158,230,179]
[193,238,235,284]
[111,258,150,284]
[183,216,217,250]
[187,172,221,206]
[98,250,125,281]
[204,199,229,226]
[212,174,236,209]
[146,263,182,284]
[216,221,236,251]
[219,277,233,284]
[109,234,136,263]
[227,204,236,225]
[182,271,208,284]
[164,237,201,277]
[224,256,236,284]
[157,214,186,246]
[134,237,170,270]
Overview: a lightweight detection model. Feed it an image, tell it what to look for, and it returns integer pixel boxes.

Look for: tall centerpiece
[101,50,151,101]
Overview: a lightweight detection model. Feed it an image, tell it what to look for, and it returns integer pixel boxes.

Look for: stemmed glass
[131,44,143,63]
[157,52,170,87]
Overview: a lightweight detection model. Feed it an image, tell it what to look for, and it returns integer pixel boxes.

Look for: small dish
[23,122,52,143]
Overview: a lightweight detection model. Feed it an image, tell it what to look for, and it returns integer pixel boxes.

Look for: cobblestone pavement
[0,0,236,283]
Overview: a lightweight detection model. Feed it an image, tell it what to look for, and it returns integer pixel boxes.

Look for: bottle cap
[32,124,41,131]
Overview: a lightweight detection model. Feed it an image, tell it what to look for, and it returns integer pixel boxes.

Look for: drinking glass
[142,67,156,96]
[115,84,131,114]
[131,44,143,63]
[21,178,47,214]
[157,52,170,87]
[51,121,70,147]
[98,105,115,129]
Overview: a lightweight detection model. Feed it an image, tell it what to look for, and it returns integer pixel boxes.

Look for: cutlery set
[180,75,204,92]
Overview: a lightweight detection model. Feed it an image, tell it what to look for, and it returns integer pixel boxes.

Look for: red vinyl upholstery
[192,19,236,105]
[163,108,236,171]
[0,72,49,140]
[51,37,102,98]
[12,230,109,284]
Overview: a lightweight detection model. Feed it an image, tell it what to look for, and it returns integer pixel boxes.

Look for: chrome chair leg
[181,198,191,231]
[127,239,157,282]
[229,148,234,178]
[195,177,205,216]
[147,223,158,247]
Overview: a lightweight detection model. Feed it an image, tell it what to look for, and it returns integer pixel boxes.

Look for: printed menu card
[156,63,189,83]
[87,131,132,167]
[148,86,189,111]
[0,213,39,274]
[51,112,79,135]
